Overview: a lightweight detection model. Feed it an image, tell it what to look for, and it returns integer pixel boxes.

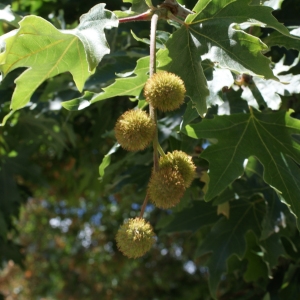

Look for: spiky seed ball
[144,71,186,112]
[148,167,186,209]
[114,109,156,151]
[159,151,196,188]
[115,218,155,258]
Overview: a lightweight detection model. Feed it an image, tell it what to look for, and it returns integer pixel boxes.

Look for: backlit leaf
[0,16,90,113]
[0,4,118,123]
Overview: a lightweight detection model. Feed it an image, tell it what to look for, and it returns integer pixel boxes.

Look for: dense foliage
[1,0,300,299]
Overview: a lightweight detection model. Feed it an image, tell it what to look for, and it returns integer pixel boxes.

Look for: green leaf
[279,264,300,298]
[62,56,149,111]
[157,27,210,117]
[161,201,220,234]
[0,16,90,112]
[114,0,150,18]
[245,157,290,239]
[261,233,287,274]
[99,144,119,179]
[250,0,284,9]
[69,4,118,72]
[243,232,268,283]
[263,28,300,51]
[196,197,266,298]
[183,109,300,228]
[84,52,138,89]
[123,0,150,12]
[131,30,171,49]
[180,101,200,129]
[187,0,290,79]
[0,4,118,122]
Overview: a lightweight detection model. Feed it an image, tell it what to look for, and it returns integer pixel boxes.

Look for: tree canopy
[1,0,300,299]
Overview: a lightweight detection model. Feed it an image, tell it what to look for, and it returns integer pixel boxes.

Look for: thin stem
[167,11,185,25]
[139,193,150,218]
[149,13,158,80]
[139,13,159,219]
[149,13,159,173]
[118,11,153,23]
[157,143,166,157]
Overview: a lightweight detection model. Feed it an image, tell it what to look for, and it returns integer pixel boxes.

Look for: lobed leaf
[156,0,295,117]
[0,16,90,114]
[183,109,300,228]
[186,0,290,79]
[0,4,118,124]
[196,197,266,298]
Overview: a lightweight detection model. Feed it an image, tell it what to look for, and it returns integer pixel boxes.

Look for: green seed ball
[115,218,155,258]
[148,167,186,209]
[114,109,156,151]
[159,151,196,188]
[144,71,186,112]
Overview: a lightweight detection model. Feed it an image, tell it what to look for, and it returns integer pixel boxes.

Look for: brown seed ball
[159,151,196,188]
[114,109,156,151]
[148,167,186,209]
[115,218,155,258]
[144,71,186,112]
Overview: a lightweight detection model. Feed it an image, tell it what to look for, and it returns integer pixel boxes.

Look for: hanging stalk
[139,12,159,218]
[149,12,159,172]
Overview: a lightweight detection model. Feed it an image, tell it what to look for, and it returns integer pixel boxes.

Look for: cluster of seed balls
[114,71,196,259]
